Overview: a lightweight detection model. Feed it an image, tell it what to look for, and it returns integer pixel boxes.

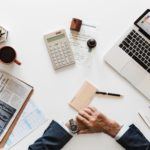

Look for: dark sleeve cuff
[29,120,72,150]
[43,120,73,139]
[117,124,150,150]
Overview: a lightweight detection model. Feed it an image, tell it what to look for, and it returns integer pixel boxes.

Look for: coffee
[0,46,16,63]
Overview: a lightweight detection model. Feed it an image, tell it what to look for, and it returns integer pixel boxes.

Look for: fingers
[84,108,93,115]
[77,115,89,126]
[77,106,100,127]
[79,110,91,120]
[78,106,98,123]
[87,106,97,112]
[87,106,105,119]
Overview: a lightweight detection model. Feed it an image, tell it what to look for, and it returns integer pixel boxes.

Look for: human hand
[77,106,122,138]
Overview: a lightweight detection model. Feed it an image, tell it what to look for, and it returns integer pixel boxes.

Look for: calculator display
[47,34,65,43]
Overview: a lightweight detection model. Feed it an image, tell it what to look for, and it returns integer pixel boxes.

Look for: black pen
[96,91,122,97]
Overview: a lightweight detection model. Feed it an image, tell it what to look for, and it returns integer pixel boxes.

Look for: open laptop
[104,9,150,100]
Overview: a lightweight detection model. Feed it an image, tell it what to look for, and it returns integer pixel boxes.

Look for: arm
[77,107,150,150]
[28,120,72,150]
[117,124,150,150]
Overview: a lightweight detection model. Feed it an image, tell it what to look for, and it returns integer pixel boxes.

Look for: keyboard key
[123,41,129,47]
[138,44,142,48]
[132,55,148,70]
[138,55,142,59]
[145,45,149,49]
[125,49,130,53]
[145,56,149,60]
[132,39,135,42]
[127,35,132,40]
[141,57,145,61]
[122,46,126,50]
[141,47,145,50]
[125,38,131,43]
[139,50,143,54]
[130,31,134,36]
[130,42,134,46]
[139,40,143,43]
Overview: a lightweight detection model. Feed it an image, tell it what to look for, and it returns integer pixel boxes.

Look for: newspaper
[0,70,33,141]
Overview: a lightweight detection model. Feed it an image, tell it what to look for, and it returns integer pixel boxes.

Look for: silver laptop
[104,9,150,100]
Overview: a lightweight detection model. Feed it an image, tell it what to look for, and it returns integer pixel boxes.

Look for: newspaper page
[0,70,33,141]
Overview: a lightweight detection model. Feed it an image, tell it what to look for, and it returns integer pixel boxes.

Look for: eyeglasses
[0,30,5,38]
[0,26,8,43]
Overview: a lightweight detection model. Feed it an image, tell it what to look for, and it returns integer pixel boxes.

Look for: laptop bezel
[134,9,150,40]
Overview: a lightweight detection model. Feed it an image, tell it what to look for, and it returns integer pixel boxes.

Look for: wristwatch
[69,119,78,134]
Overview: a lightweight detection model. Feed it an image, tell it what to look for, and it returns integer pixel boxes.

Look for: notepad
[69,81,97,112]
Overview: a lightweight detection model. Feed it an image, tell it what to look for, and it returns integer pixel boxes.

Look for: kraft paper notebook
[69,81,97,112]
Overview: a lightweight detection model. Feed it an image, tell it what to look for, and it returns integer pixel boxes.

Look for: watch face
[69,119,78,133]
[71,125,78,131]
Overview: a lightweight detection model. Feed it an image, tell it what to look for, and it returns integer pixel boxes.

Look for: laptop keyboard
[119,30,150,73]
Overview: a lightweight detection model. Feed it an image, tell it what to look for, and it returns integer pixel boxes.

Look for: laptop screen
[135,9,150,39]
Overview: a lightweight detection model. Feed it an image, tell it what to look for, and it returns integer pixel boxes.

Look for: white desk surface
[0,0,150,149]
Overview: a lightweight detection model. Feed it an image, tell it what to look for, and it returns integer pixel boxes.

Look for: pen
[96,91,122,97]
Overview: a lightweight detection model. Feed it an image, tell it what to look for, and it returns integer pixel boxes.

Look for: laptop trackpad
[121,61,146,86]
[138,75,150,99]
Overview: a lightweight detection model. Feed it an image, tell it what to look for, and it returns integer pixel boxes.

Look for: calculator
[44,29,75,70]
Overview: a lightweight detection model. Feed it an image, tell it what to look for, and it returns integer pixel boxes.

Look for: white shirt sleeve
[115,125,129,140]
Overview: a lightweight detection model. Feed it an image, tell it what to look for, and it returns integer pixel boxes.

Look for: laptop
[104,9,150,100]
